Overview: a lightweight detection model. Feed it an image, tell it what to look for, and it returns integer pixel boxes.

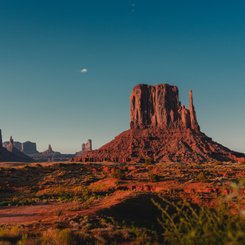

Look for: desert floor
[0,161,244,244]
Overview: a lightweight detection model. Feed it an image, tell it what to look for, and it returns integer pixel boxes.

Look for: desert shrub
[214,161,224,165]
[128,226,158,245]
[0,195,40,207]
[103,216,158,244]
[55,209,64,217]
[195,171,208,182]
[112,168,126,180]
[152,181,245,245]
[153,197,245,244]
[0,201,11,206]
[41,229,81,245]
[144,157,154,164]
[36,186,92,202]
[148,172,160,182]
[0,226,27,244]
[56,229,77,245]
[10,196,38,206]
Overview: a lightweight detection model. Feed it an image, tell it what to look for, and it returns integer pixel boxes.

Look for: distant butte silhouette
[73,84,245,163]
[0,133,33,162]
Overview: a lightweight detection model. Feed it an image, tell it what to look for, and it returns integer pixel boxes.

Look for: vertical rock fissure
[130,84,200,132]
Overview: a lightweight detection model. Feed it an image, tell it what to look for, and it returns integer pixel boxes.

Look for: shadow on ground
[99,194,168,232]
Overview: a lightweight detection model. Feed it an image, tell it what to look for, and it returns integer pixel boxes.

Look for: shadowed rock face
[0,134,33,162]
[0,130,2,147]
[73,83,245,163]
[130,84,199,131]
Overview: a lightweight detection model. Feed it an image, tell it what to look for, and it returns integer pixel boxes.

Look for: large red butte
[73,84,245,163]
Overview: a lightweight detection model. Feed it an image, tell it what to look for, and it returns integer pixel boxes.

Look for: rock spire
[130,84,199,131]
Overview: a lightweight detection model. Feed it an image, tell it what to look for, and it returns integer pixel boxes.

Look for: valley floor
[0,161,244,244]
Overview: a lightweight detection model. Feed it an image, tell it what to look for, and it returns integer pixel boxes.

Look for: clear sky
[0,0,244,154]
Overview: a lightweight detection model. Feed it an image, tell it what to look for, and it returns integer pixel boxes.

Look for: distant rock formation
[6,136,15,152]
[29,144,72,162]
[0,134,33,162]
[3,140,38,155]
[82,139,92,152]
[42,144,55,155]
[22,141,38,155]
[39,144,60,161]
[72,83,245,163]
[75,139,93,157]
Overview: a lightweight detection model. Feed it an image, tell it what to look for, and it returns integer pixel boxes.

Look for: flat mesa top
[132,83,178,90]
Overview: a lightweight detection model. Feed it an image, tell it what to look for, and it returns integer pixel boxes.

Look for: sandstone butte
[0,133,33,162]
[73,84,245,163]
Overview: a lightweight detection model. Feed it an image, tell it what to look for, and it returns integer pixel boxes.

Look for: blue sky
[0,0,245,153]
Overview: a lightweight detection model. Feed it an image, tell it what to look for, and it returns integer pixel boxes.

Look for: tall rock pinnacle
[189,90,200,131]
[130,84,200,131]
[7,136,14,152]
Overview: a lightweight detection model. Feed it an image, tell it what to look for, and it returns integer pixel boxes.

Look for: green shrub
[41,228,81,245]
[152,181,245,245]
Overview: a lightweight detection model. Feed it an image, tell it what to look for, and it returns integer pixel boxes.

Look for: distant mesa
[75,139,93,157]
[73,83,245,163]
[22,141,38,155]
[0,134,33,162]
[3,139,38,155]
[2,136,73,162]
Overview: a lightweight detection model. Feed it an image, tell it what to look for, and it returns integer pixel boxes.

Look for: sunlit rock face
[72,83,245,164]
[130,84,199,131]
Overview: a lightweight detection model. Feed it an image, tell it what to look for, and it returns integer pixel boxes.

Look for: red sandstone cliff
[73,84,245,163]
[130,84,199,131]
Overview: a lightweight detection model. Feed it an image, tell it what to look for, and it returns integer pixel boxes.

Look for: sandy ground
[0,191,133,225]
